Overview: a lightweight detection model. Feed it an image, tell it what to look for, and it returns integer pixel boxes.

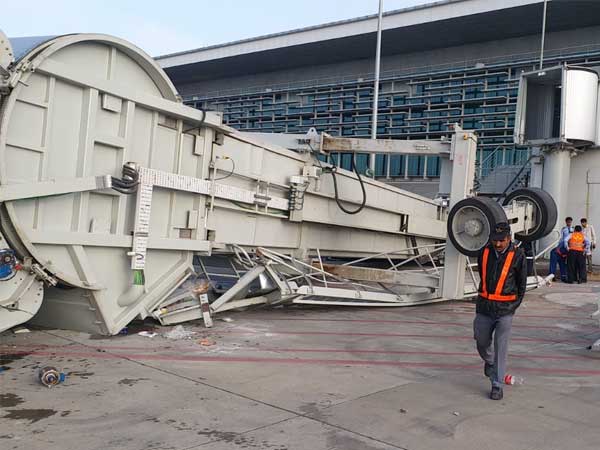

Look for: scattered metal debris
[163,325,195,340]
[13,327,30,334]
[138,331,157,338]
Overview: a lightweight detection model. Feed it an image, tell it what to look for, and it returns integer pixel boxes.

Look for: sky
[2,0,435,56]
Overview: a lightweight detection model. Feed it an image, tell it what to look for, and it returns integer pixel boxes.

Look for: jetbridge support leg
[540,147,573,250]
[441,127,478,300]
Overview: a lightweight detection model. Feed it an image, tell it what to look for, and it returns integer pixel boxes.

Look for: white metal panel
[564,68,599,144]
[0,34,212,334]
[596,82,600,146]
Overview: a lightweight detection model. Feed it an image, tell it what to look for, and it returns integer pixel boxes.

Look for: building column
[528,147,543,189]
[370,153,376,178]
[386,154,391,179]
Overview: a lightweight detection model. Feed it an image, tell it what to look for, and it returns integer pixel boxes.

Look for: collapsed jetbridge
[0,31,557,335]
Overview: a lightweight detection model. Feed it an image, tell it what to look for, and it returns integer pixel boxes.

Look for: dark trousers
[567,250,587,283]
[474,313,513,387]
[549,248,567,281]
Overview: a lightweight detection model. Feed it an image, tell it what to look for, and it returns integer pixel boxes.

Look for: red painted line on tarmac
[371,309,595,321]
[254,347,594,362]
[509,366,600,376]
[220,329,590,345]
[3,349,600,375]
[2,344,593,361]
[0,349,479,369]
[262,317,597,330]
[267,317,465,325]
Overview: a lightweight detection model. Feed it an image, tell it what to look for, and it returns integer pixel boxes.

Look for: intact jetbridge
[0,31,556,335]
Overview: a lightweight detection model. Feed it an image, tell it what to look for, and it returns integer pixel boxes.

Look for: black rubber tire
[447,197,508,257]
[503,188,557,242]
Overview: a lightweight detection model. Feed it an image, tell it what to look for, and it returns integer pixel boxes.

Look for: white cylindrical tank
[563,68,599,144]
[596,81,600,146]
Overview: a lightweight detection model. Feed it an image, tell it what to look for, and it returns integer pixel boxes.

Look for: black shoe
[484,363,494,378]
[490,386,503,400]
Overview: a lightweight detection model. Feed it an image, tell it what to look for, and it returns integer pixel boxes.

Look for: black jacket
[476,242,528,317]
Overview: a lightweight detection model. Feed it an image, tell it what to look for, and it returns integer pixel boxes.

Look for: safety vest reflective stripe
[481,247,489,297]
[479,247,517,302]
[568,232,585,252]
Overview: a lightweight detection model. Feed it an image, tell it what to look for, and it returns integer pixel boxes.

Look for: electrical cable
[111,164,140,194]
[330,153,367,215]
[182,108,206,133]
[308,142,367,214]
[214,158,236,181]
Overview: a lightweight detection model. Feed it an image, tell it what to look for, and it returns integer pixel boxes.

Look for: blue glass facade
[184,48,600,178]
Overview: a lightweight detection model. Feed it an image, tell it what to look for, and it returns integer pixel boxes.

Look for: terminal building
[156,0,600,202]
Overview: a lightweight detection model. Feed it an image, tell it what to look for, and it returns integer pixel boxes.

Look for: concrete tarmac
[1,281,600,450]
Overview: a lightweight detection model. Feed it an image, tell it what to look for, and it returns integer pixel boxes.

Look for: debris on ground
[198,338,216,346]
[163,325,195,340]
[38,367,66,388]
[138,331,157,338]
[399,409,407,414]
[453,411,460,416]
[13,327,31,334]
[220,317,234,323]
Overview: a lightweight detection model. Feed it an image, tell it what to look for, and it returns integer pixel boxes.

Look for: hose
[111,164,140,194]
[330,153,367,215]
[308,143,367,215]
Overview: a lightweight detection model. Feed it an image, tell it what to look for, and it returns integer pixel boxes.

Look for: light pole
[539,0,548,69]
[370,0,384,177]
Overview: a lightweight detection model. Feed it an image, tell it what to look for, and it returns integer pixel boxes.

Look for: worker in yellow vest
[565,225,590,284]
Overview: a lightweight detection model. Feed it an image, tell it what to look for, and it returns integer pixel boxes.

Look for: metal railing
[479,146,504,179]
[478,147,531,179]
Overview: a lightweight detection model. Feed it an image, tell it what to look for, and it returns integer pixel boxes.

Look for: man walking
[565,225,589,284]
[474,222,527,400]
[581,218,596,274]
[549,217,573,282]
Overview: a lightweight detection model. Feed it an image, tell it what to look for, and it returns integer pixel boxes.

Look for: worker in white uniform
[581,218,596,274]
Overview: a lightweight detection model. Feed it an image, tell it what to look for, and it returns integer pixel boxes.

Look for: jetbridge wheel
[447,197,508,257]
[502,188,557,242]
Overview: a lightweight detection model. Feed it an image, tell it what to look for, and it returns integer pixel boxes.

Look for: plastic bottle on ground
[504,374,524,385]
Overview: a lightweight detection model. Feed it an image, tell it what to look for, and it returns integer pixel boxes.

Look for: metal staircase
[476,147,531,196]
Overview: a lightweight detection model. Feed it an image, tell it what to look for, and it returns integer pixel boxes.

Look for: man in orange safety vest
[565,225,590,284]
[474,222,527,400]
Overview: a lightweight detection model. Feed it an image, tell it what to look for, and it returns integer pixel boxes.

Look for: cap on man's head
[575,225,583,232]
[490,222,511,241]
